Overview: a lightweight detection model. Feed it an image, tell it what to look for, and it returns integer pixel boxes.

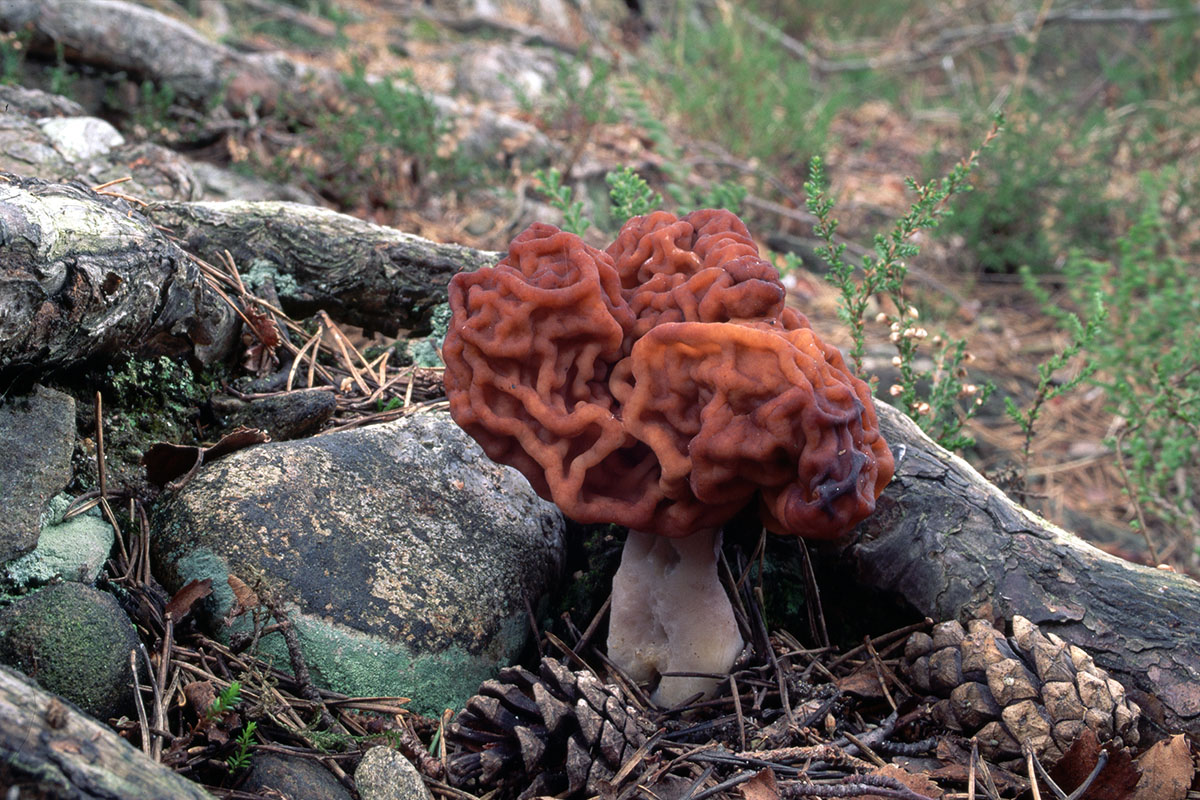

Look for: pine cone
[902,616,1140,767]
[447,657,653,798]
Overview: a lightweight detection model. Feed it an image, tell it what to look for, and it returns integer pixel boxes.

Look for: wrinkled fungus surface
[443,209,894,539]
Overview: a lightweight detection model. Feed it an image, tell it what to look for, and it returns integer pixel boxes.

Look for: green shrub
[1058,175,1200,556]
[941,113,1112,274]
[646,3,840,172]
[258,62,475,211]
[804,119,1001,451]
[0,30,29,84]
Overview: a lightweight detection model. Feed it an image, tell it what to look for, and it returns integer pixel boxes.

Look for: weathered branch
[0,172,237,373]
[736,2,1200,75]
[146,200,500,335]
[842,401,1200,738]
[0,175,504,375]
[0,665,212,799]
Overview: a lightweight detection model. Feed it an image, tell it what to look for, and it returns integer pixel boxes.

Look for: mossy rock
[0,581,139,721]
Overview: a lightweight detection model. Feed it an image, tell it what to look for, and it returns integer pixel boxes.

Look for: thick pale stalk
[607,529,743,707]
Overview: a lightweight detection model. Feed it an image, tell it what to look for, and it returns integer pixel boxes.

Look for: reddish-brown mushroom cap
[443,210,894,540]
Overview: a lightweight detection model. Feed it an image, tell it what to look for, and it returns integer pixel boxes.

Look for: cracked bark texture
[0,666,212,799]
[147,200,500,335]
[844,401,1200,737]
[0,172,236,373]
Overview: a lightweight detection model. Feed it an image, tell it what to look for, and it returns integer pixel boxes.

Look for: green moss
[0,582,138,720]
[405,302,451,367]
[254,611,526,716]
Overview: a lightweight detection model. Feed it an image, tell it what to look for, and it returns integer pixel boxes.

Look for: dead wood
[0,665,212,799]
[146,199,500,336]
[0,0,321,111]
[0,171,237,373]
[843,401,1200,738]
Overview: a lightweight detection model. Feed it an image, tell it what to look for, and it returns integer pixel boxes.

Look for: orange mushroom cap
[443,210,894,539]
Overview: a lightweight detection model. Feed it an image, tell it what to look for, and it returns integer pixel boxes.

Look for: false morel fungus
[443,209,894,705]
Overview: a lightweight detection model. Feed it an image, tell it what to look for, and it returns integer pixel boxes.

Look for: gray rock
[37,116,125,161]
[241,752,353,800]
[0,85,86,118]
[4,495,114,587]
[0,385,75,564]
[190,160,319,204]
[355,746,432,800]
[152,412,565,715]
[0,105,200,201]
[454,42,561,110]
[0,581,140,722]
[209,388,337,441]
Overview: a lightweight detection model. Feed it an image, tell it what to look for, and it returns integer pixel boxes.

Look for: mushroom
[443,211,894,706]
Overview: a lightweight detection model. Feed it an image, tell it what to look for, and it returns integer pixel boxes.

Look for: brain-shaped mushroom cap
[443,210,894,539]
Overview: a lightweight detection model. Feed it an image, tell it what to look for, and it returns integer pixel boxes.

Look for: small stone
[355,746,433,800]
[36,116,125,161]
[4,498,114,588]
[0,386,75,564]
[241,752,352,800]
[0,582,139,721]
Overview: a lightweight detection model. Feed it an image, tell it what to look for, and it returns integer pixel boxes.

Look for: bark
[0,174,498,373]
[0,172,237,372]
[842,401,1200,737]
[146,199,500,335]
[0,0,320,110]
[0,666,212,799]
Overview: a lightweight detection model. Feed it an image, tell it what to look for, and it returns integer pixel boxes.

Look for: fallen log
[843,402,1200,738]
[0,666,212,799]
[146,200,500,336]
[0,171,237,372]
[0,174,498,375]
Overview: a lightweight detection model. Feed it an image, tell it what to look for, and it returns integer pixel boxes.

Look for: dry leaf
[164,578,213,622]
[227,574,260,616]
[738,768,780,800]
[1132,735,1193,800]
[183,680,217,718]
[1049,729,1140,800]
[835,664,888,698]
[242,304,282,376]
[143,427,270,489]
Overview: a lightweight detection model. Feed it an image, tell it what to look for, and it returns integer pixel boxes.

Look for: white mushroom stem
[606,528,744,707]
